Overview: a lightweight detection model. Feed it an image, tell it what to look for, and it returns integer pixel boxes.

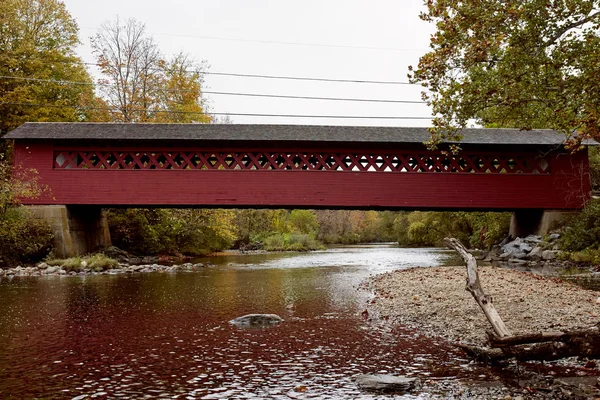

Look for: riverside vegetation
[2,181,600,269]
[3,202,600,271]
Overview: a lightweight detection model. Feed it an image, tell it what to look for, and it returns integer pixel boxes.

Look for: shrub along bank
[0,150,54,266]
[47,253,119,272]
[262,233,325,252]
[107,208,236,256]
[392,211,511,249]
[559,198,600,264]
[0,207,53,266]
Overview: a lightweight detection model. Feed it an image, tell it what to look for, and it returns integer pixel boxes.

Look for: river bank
[0,248,271,278]
[365,265,600,346]
[0,261,213,278]
[364,265,600,398]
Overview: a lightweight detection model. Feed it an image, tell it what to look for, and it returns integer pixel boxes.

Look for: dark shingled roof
[2,122,592,146]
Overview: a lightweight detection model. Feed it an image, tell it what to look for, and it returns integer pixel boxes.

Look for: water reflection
[0,245,468,398]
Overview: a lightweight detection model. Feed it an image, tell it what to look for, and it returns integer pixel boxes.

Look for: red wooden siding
[13,141,591,210]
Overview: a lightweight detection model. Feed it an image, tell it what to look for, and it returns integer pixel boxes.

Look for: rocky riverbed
[485,233,563,265]
[364,265,600,399]
[366,265,599,346]
[0,261,212,278]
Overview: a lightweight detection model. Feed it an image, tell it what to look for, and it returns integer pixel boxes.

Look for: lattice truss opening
[53,150,551,174]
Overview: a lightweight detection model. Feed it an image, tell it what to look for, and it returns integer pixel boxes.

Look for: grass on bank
[47,253,119,272]
[263,233,325,252]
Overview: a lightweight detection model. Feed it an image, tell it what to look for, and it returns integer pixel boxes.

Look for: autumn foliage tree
[91,17,211,123]
[155,54,211,123]
[410,0,600,149]
[0,0,103,265]
[0,0,107,135]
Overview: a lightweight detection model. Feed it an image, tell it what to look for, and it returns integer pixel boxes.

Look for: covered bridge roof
[2,122,587,146]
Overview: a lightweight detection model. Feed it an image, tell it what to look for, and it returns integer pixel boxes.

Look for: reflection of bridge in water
[5,123,594,256]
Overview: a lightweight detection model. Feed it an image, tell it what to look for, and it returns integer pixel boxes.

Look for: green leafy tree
[410,1,600,149]
[560,199,600,251]
[0,0,107,134]
[288,210,318,236]
[393,211,509,248]
[107,208,235,256]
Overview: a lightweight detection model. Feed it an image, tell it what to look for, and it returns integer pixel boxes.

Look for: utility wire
[202,71,417,85]
[80,26,426,52]
[0,102,433,120]
[36,59,420,85]
[0,75,426,104]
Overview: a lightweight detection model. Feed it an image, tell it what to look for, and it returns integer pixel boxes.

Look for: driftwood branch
[461,332,600,362]
[443,237,512,338]
[445,237,600,361]
[487,327,599,348]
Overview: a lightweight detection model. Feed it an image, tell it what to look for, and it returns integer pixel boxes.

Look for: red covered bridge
[4,123,594,256]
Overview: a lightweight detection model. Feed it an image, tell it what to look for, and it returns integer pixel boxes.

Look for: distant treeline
[106,209,512,256]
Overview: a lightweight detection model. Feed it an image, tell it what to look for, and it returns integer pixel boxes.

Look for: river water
[0,245,570,399]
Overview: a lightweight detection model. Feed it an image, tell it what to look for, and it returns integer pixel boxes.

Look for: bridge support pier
[26,205,111,258]
[509,210,577,238]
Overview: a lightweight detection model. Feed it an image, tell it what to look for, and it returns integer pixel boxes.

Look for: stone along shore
[0,262,212,278]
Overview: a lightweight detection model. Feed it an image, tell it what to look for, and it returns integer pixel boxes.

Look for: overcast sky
[61,0,435,126]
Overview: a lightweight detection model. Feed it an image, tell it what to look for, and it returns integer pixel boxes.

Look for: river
[0,245,582,399]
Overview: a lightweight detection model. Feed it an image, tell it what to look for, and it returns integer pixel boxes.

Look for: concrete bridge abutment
[509,210,577,238]
[26,205,111,258]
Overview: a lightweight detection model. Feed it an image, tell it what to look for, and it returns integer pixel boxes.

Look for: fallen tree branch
[456,343,505,361]
[488,327,600,348]
[461,334,600,362]
[443,237,512,338]
[445,237,600,361]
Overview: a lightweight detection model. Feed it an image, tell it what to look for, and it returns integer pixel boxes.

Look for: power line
[0,75,427,104]
[42,59,419,85]
[0,102,433,120]
[80,26,426,53]
[202,71,417,85]
[208,90,424,103]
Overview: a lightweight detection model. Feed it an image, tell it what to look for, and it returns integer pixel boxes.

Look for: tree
[155,53,211,123]
[91,17,161,122]
[107,208,236,256]
[410,1,600,150]
[0,0,106,134]
[288,210,318,236]
[91,17,210,123]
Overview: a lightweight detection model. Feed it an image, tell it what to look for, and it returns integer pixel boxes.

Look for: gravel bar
[366,265,600,346]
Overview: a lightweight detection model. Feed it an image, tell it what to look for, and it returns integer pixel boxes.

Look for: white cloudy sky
[61,0,435,126]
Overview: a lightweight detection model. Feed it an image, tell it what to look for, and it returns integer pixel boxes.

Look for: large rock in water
[229,314,284,327]
[355,374,417,392]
